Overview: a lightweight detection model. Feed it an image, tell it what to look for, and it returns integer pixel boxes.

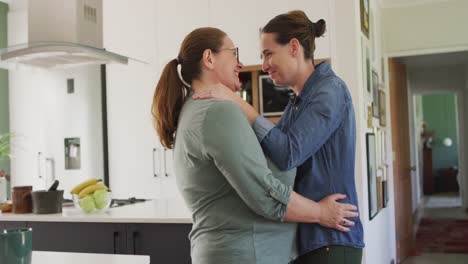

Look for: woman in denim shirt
[152,27,359,264]
[194,11,365,264]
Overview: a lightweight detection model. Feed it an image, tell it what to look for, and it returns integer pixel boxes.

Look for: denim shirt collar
[295,61,333,102]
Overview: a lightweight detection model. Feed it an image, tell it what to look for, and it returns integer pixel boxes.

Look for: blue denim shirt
[252,62,364,255]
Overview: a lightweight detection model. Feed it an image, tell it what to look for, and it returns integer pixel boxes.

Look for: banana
[70,178,102,195]
[78,183,108,198]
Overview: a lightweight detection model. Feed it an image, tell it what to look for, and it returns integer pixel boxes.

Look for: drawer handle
[113,231,119,254]
[132,231,139,254]
[164,149,168,177]
[153,148,158,177]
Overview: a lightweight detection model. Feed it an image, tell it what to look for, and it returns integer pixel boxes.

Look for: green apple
[93,190,109,209]
[79,195,96,213]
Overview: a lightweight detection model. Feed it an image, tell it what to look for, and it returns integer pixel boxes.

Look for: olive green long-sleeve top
[173,97,297,264]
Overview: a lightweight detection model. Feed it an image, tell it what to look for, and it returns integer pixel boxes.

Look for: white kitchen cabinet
[105,60,164,199]
[102,0,158,65]
[103,0,162,199]
[154,0,211,201]
[9,70,48,190]
[104,0,183,201]
[209,0,260,66]
[155,0,210,69]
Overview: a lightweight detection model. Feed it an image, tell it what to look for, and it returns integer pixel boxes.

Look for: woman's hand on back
[192,84,240,103]
[317,193,358,232]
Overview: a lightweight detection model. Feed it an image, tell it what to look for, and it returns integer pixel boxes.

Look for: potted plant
[0,132,12,202]
[0,132,12,159]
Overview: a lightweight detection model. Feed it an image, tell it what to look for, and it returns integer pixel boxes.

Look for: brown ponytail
[152,27,226,149]
[262,10,326,62]
[152,58,187,149]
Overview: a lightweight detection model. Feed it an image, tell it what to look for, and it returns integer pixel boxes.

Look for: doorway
[414,93,461,209]
[389,51,468,263]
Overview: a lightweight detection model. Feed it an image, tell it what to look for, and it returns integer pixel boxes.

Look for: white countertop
[0,199,192,224]
[32,251,149,264]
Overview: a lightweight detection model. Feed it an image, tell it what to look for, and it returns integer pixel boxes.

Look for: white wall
[9,66,104,195]
[44,66,104,198]
[383,0,468,56]
[344,0,396,263]
[407,65,467,208]
[8,4,104,195]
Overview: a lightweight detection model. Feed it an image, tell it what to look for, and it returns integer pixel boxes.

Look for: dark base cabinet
[28,222,127,254]
[0,221,192,263]
[0,221,28,230]
[127,224,192,264]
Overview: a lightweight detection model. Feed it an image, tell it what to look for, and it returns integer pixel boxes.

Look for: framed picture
[380,129,387,165]
[361,39,366,100]
[382,179,389,208]
[379,89,386,127]
[372,70,379,118]
[375,128,381,168]
[366,133,378,220]
[367,104,373,128]
[258,75,294,116]
[366,45,371,99]
[377,175,383,210]
[360,0,370,38]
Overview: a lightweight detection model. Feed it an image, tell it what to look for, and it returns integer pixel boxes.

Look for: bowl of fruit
[70,178,112,214]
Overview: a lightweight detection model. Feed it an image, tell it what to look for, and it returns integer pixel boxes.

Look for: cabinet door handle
[113,231,119,254]
[164,149,168,177]
[152,148,158,177]
[45,158,55,183]
[132,231,139,255]
[37,152,42,179]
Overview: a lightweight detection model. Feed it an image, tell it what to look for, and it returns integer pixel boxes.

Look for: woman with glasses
[193,11,364,264]
[152,27,358,264]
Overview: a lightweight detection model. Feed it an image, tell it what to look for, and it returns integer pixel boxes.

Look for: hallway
[403,194,468,264]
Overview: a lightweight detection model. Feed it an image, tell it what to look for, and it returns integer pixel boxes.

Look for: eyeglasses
[216,47,239,62]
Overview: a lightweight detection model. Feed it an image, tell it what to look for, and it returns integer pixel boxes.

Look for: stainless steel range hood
[0,0,130,69]
[0,42,128,69]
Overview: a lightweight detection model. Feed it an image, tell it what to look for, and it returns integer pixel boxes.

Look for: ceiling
[399,51,468,68]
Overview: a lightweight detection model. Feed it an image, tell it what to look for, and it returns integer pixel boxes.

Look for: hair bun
[314,19,326,37]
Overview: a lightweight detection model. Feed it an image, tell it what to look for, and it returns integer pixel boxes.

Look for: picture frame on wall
[382,179,389,208]
[258,75,294,116]
[366,133,378,220]
[372,70,379,118]
[379,89,386,127]
[360,0,370,38]
[377,175,383,210]
[366,46,371,99]
[375,128,381,168]
[380,129,387,165]
[367,104,373,128]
